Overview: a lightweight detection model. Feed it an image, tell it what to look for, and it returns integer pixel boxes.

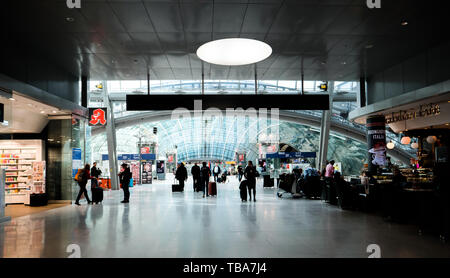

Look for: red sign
[141,147,150,154]
[89,108,107,126]
[239,154,244,162]
[168,155,173,163]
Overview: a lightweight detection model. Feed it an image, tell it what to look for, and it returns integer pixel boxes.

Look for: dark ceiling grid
[258,0,287,80]
[177,0,194,80]
[225,0,251,81]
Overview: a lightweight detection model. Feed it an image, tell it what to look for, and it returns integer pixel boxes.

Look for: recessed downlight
[196,38,272,66]
[40,111,45,114]
[65,17,75,22]
[9,98,15,101]
[401,20,408,26]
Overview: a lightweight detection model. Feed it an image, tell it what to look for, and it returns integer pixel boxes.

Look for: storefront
[0,90,89,218]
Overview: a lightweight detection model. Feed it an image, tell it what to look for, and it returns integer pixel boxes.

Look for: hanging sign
[88,108,107,126]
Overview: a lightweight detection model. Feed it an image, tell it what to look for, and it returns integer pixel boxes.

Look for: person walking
[213,164,221,182]
[175,162,188,192]
[90,162,101,188]
[118,163,132,203]
[200,162,211,198]
[237,164,244,182]
[244,161,258,202]
[75,164,92,206]
[191,162,201,192]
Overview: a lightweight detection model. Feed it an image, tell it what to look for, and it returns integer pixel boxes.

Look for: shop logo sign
[366,0,381,9]
[67,0,81,9]
[89,108,107,126]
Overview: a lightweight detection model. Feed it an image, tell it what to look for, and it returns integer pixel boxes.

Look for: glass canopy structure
[89,79,415,176]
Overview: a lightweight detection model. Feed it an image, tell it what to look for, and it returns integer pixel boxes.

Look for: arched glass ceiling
[90,117,377,175]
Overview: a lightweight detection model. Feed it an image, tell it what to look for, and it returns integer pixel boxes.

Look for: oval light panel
[196,38,272,66]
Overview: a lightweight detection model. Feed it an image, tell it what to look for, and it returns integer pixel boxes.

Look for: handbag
[172,179,183,192]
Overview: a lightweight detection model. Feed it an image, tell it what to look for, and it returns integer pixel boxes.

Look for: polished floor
[5,203,70,219]
[1,175,449,258]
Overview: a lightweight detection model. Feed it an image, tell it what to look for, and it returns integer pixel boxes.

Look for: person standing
[325,160,335,182]
[175,162,188,192]
[200,162,211,198]
[237,164,244,182]
[75,164,92,206]
[119,163,132,203]
[244,161,257,202]
[213,164,221,182]
[90,162,101,188]
[191,163,201,192]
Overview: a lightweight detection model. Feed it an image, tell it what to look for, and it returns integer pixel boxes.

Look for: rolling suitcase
[208,181,217,196]
[92,187,103,204]
[239,180,248,201]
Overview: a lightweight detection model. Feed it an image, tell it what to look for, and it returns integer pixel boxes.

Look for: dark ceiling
[2,0,449,81]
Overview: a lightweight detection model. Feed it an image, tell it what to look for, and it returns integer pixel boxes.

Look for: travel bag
[92,187,104,203]
[239,180,248,201]
[172,179,183,192]
[208,181,217,196]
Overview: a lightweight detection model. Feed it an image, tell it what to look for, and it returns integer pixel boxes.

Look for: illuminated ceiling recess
[196,38,272,66]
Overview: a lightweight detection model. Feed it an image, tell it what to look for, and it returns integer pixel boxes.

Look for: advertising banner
[366,115,386,174]
[141,162,152,184]
[156,160,165,174]
[72,148,82,178]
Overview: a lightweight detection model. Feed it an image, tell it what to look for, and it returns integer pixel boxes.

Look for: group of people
[189,162,214,198]
[75,162,132,205]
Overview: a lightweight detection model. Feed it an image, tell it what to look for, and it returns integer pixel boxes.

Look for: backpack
[74,169,84,182]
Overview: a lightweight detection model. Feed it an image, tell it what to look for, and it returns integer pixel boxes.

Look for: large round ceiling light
[196,38,272,66]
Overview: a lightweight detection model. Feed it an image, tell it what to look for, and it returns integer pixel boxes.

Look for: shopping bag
[129,178,134,188]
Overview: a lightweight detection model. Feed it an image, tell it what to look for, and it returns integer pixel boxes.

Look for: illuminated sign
[385,103,441,124]
[89,108,107,126]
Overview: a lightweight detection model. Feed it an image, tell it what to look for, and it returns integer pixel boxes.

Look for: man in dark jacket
[90,162,101,188]
[119,163,132,203]
[244,161,258,202]
[200,162,211,198]
[191,163,201,192]
[237,164,244,181]
[175,162,188,191]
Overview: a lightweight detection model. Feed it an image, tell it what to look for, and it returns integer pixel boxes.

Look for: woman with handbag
[75,164,92,206]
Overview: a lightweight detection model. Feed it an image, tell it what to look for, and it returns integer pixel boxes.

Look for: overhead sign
[89,108,107,126]
[126,95,330,111]
[266,152,316,159]
[102,154,156,161]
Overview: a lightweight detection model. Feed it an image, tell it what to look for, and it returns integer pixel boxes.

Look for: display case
[0,140,45,205]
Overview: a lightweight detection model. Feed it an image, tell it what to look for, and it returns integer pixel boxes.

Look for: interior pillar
[103,81,119,190]
[317,81,334,171]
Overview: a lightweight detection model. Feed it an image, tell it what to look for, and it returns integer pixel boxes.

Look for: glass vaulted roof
[90,117,372,176]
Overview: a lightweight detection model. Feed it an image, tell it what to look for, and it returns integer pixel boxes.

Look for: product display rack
[0,147,37,205]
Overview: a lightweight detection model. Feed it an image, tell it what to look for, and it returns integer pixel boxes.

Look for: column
[317,82,334,171]
[103,81,119,190]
